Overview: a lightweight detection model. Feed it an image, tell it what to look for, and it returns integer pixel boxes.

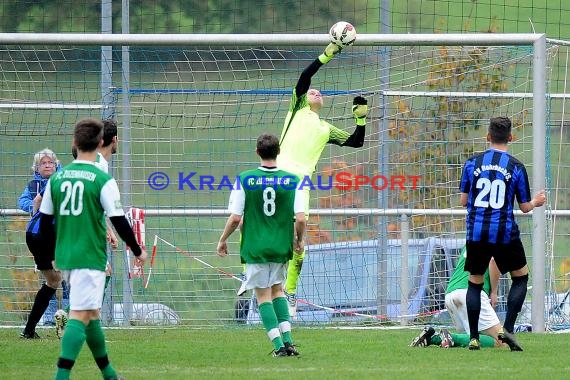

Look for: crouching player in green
[410,246,522,350]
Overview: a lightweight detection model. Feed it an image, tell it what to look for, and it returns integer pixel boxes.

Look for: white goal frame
[0,32,548,331]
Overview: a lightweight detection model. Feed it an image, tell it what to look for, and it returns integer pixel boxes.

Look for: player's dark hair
[102,119,118,147]
[488,117,512,144]
[74,118,104,152]
[256,133,280,160]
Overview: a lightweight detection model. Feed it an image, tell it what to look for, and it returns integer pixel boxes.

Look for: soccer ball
[329,21,357,47]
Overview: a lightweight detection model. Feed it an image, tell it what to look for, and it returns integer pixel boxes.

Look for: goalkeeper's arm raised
[340,96,368,147]
[295,43,343,97]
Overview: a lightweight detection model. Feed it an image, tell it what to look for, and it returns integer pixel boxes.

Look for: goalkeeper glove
[319,43,342,64]
[352,96,368,126]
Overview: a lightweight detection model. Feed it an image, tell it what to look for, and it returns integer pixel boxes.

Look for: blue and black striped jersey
[460,149,531,243]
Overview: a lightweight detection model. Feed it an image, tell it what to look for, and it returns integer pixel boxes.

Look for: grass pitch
[1,327,569,380]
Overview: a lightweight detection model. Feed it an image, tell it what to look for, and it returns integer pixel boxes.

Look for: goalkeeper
[278,42,367,316]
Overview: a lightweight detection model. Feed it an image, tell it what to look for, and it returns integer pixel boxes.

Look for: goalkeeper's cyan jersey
[446,247,491,296]
[39,160,125,271]
[228,167,304,264]
[278,89,351,178]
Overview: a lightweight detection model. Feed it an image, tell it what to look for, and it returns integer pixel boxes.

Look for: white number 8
[263,187,276,216]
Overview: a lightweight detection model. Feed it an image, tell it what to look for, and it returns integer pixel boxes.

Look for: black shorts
[465,239,527,275]
[25,232,55,271]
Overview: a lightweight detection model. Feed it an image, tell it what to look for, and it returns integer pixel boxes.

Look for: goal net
[0,34,566,330]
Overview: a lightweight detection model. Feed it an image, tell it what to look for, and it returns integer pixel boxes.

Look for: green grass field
[1,327,568,379]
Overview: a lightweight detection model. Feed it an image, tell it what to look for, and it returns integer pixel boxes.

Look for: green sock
[55,319,86,379]
[285,250,305,294]
[273,297,292,344]
[54,368,71,380]
[258,301,283,350]
[479,335,496,347]
[451,333,496,348]
[85,319,116,378]
[430,335,441,346]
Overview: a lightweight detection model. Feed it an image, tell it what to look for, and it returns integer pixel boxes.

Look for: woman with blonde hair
[18,148,69,338]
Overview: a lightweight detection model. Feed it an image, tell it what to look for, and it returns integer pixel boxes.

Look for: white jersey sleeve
[228,180,245,216]
[294,187,305,214]
[100,178,124,217]
[39,179,54,215]
[95,152,109,174]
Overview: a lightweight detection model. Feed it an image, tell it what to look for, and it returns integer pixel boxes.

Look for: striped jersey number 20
[474,178,506,209]
[59,180,84,216]
[263,187,276,216]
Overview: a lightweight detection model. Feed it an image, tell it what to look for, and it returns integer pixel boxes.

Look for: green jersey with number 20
[39,160,125,271]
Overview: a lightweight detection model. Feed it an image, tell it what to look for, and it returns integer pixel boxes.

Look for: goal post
[0,33,557,331]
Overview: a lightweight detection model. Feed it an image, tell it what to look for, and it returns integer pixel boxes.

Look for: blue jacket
[18,164,61,234]
[18,172,48,214]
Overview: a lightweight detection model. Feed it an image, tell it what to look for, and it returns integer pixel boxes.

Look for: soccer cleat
[54,309,68,339]
[409,326,435,347]
[498,330,523,351]
[272,347,288,357]
[284,291,297,317]
[20,330,41,339]
[439,328,454,348]
[284,342,300,356]
[468,338,481,350]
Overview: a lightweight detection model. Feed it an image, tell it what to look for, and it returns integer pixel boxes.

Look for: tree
[388,20,522,236]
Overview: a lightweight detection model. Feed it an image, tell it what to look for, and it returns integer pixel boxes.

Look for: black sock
[25,283,56,332]
[466,281,483,340]
[504,274,529,333]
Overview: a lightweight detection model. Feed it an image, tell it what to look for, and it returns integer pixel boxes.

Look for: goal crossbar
[0,32,544,46]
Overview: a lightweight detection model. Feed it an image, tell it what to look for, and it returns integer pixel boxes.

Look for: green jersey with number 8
[39,160,125,271]
[228,167,303,264]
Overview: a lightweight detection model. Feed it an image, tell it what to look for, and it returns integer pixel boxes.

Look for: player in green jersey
[277,42,368,316]
[57,119,120,338]
[409,246,522,351]
[40,118,147,380]
[218,133,306,357]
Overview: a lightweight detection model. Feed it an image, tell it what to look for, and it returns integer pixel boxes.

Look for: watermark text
[147,171,422,191]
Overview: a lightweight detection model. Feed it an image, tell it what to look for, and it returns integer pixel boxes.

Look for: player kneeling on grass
[39,118,147,380]
[410,247,522,351]
[217,133,306,357]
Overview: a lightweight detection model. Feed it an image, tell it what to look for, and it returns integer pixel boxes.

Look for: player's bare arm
[217,213,241,257]
[519,189,546,213]
[460,192,468,207]
[489,258,500,308]
[294,211,306,253]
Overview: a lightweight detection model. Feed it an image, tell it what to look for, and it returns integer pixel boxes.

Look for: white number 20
[59,181,84,216]
[474,178,505,209]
